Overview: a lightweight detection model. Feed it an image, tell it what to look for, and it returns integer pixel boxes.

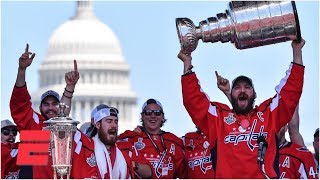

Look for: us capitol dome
[32,1,137,133]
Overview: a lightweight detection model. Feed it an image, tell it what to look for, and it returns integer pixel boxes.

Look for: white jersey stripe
[270,63,293,111]
[197,79,218,117]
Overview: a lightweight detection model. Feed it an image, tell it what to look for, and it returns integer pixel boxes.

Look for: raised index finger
[25,44,29,53]
[215,71,219,78]
[74,60,78,71]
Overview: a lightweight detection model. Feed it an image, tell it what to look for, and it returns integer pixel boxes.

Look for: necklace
[141,127,166,154]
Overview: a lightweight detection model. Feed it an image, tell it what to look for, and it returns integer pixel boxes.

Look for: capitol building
[31,1,137,133]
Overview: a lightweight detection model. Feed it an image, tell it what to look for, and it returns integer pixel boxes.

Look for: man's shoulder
[118,130,141,139]
[256,98,274,112]
[162,131,183,146]
[281,142,314,159]
[211,101,231,110]
[75,130,94,151]
[184,131,200,139]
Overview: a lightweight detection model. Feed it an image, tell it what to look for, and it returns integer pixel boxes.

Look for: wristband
[183,65,194,75]
[63,93,73,99]
[65,88,74,93]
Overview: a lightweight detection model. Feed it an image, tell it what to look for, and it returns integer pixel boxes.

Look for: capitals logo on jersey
[188,149,212,174]
[149,151,174,178]
[4,169,20,179]
[224,119,268,151]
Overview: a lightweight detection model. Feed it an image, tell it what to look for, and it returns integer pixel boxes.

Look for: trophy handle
[291,1,301,43]
[57,103,70,117]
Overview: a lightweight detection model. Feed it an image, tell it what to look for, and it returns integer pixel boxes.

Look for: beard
[40,109,58,120]
[98,128,117,146]
[231,92,255,115]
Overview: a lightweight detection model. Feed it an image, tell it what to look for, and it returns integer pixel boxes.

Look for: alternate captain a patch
[224,113,236,125]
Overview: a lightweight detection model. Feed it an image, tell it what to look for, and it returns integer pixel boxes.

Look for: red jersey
[116,139,152,178]
[71,130,100,179]
[279,141,318,179]
[181,63,304,178]
[118,129,187,178]
[73,131,137,179]
[182,131,215,178]
[1,142,20,179]
[10,84,54,178]
[9,85,100,179]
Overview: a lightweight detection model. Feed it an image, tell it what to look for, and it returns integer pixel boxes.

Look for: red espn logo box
[17,130,50,166]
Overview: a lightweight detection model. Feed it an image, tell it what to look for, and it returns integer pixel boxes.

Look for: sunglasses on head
[143,110,163,116]
[1,129,18,136]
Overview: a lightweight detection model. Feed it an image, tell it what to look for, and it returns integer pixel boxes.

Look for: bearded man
[178,39,305,178]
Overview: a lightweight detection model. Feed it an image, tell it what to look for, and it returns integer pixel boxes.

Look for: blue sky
[1,1,319,143]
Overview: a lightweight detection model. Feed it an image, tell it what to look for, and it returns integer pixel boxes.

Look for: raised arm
[292,38,305,65]
[272,39,305,132]
[61,60,79,116]
[15,44,35,87]
[178,50,218,140]
[288,103,305,147]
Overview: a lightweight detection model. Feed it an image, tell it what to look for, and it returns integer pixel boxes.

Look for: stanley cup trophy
[176,1,301,53]
[44,103,79,179]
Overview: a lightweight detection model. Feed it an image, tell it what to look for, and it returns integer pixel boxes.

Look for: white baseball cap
[141,98,164,112]
[1,119,16,129]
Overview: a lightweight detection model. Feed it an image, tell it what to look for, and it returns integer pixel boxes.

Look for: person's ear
[96,122,101,129]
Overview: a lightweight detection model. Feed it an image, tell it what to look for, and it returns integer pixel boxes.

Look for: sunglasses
[1,129,18,136]
[143,110,163,116]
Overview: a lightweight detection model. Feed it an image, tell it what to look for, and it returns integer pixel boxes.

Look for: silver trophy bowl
[176,1,301,53]
[44,103,79,179]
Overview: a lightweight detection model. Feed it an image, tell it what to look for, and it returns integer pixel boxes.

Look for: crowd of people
[1,39,319,179]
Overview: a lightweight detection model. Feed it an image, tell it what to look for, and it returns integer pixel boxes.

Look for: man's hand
[215,71,231,102]
[177,50,193,74]
[19,44,35,70]
[15,44,36,87]
[65,60,80,86]
[61,60,79,116]
[215,71,230,94]
[133,126,142,133]
[292,38,305,50]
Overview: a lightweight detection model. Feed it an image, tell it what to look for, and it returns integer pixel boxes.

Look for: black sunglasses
[143,110,163,116]
[1,129,18,136]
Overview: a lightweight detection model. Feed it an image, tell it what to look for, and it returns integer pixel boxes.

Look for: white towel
[93,134,128,179]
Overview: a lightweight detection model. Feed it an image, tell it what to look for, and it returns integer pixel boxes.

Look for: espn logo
[17,130,50,165]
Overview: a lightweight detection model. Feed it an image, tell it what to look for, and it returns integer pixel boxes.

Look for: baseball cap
[1,119,17,129]
[91,104,108,119]
[92,104,119,125]
[40,90,60,104]
[141,98,164,112]
[232,75,254,89]
[314,128,319,138]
